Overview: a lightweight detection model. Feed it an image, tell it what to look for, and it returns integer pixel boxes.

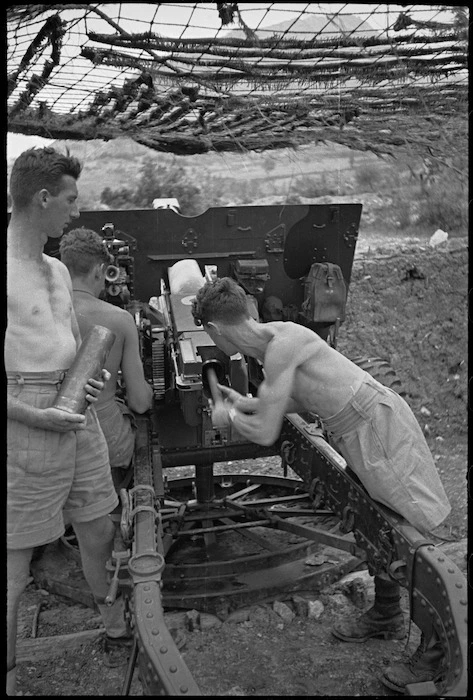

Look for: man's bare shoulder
[264,321,323,364]
[96,299,133,321]
[268,321,323,344]
[44,254,72,285]
[44,253,68,272]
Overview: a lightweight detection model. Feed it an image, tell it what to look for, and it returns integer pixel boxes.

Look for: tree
[100,157,204,213]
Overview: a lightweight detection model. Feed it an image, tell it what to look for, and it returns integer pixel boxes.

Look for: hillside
[7,137,384,212]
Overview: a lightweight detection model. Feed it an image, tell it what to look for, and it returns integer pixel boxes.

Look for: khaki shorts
[7,372,118,550]
[95,397,136,469]
[323,375,451,533]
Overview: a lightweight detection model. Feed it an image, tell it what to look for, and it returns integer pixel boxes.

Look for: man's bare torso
[264,321,365,418]
[6,254,78,372]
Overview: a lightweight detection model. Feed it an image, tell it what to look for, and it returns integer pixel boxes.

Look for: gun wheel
[158,471,362,614]
[350,355,407,396]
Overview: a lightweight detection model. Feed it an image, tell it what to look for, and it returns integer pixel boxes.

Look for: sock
[373,576,402,617]
[95,593,128,638]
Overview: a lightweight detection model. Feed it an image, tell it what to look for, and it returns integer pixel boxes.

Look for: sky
[7,133,54,160]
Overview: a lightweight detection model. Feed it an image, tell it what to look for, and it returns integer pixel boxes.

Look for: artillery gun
[38,204,467,696]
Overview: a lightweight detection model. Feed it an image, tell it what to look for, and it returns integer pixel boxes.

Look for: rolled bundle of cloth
[168,259,205,295]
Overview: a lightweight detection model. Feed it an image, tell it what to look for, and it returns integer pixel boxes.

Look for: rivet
[169,665,177,673]
[427,567,432,574]
[429,607,434,615]
[146,612,153,618]
[460,600,467,606]
[421,600,426,607]
[152,629,160,635]
[427,546,435,551]
[438,557,445,563]
[145,598,152,604]
[160,646,168,654]
[448,568,455,574]
[435,577,441,585]
[412,590,418,598]
[455,583,463,589]
[180,686,188,694]
[144,585,150,591]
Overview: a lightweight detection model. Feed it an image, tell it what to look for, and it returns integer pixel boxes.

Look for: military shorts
[7,371,118,550]
[323,374,451,533]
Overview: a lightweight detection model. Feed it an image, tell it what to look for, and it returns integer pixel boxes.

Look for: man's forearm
[231,408,280,446]
[7,394,42,427]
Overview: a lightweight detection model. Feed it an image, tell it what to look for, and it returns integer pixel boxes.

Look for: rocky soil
[15,231,468,696]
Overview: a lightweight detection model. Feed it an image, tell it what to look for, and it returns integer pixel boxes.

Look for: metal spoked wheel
[158,471,361,613]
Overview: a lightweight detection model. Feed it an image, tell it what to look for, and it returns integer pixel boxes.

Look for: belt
[6,370,67,389]
[323,377,387,438]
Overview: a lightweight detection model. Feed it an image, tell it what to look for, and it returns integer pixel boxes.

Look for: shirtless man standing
[6,148,129,695]
[59,227,153,488]
[191,276,451,693]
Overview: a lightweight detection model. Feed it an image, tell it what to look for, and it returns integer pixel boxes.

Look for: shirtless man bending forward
[6,148,130,695]
[192,276,451,692]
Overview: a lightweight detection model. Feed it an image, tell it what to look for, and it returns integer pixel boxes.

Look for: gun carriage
[40,204,466,697]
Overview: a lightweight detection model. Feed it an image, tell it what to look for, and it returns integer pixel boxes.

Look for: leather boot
[332,604,405,642]
[332,575,405,643]
[381,635,445,693]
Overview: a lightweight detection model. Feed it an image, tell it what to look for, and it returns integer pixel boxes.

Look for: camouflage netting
[7,3,468,158]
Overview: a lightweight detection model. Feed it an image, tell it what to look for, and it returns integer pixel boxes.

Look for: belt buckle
[56,371,66,391]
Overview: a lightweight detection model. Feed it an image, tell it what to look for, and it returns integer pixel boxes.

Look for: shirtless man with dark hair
[6,148,130,695]
[60,227,153,488]
[192,275,451,693]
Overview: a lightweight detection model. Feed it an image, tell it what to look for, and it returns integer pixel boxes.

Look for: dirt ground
[15,231,468,696]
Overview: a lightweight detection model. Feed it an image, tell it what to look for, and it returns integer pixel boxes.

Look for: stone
[291,595,309,618]
[307,600,324,620]
[248,604,280,626]
[185,609,200,631]
[225,607,252,624]
[337,570,374,608]
[199,613,222,630]
[327,593,352,611]
[273,600,295,623]
[429,229,449,247]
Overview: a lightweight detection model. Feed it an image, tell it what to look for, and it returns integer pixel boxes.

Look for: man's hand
[85,369,111,404]
[38,407,87,432]
[210,398,232,428]
[218,384,257,414]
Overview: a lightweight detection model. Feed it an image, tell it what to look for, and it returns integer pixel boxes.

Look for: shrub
[417,177,468,233]
[354,162,381,192]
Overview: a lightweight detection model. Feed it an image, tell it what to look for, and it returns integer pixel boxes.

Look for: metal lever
[105,551,129,605]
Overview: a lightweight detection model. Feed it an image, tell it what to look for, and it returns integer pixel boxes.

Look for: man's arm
[221,337,303,446]
[120,313,154,413]
[7,372,109,431]
[7,394,86,431]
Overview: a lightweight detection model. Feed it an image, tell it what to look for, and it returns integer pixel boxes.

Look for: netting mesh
[7,3,468,157]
